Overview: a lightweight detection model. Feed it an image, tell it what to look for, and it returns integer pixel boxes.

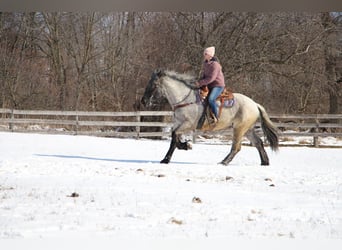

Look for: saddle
[197,86,235,129]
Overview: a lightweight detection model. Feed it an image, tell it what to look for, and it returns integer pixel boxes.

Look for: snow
[0,131,341,240]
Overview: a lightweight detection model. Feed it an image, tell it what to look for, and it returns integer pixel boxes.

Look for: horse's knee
[176,141,192,150]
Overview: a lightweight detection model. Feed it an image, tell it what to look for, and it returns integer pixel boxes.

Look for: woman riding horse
[141,69,279,166]
[195,46,225,123]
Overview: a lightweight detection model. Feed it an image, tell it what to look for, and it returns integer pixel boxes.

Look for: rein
[173,101,197,111]
[167,76,200,111]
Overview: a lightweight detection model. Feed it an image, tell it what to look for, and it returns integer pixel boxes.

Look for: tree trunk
[321,12,340,114]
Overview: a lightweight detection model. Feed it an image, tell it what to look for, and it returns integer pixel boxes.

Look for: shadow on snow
[34,154,195,165]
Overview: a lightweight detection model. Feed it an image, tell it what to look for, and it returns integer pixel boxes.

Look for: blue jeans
[208,86,224,118]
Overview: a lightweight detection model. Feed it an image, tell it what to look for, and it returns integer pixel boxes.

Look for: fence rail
[267,113,342,147]
[0,108,341,146]
[0,108,174,139]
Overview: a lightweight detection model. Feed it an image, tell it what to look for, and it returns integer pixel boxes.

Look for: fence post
[313,118,319,147]
[9,109,14,131]
[193,131,197,144]
[75,113,79,135]
[313,136,319,147]
[136,112,141,139]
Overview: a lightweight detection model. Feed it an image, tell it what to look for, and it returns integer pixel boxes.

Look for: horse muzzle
[140,96,152,108]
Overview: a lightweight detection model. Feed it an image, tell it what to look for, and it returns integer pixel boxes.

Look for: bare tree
[0,12,46,109]
[40,12,69,110]
[320,12,341,114]
[1,12,341,115]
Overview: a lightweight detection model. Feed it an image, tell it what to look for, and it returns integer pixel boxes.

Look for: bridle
[163,76,200,111]
[172,89,196,110]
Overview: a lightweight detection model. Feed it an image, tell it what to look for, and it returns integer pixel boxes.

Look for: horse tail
[257,104,279,152]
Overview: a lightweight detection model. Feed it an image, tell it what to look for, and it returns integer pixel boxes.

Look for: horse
[141,69,279,166]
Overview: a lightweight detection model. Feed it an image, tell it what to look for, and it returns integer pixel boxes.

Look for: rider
[195,46,225,122]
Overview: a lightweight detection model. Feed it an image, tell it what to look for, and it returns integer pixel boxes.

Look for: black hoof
[160,158,170,164]
[219,161,228,166]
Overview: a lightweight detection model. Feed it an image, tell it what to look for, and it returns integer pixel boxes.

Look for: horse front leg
[160,131,178,164]
[175,134,192,150]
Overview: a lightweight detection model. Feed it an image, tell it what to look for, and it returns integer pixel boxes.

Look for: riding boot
[208,113,218,125]
[196,100,209,129]
[212,115,218,123]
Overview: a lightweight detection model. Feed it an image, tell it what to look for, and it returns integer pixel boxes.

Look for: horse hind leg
[220,127,245,165]
[246,129,269,166]
[220,141,242,165]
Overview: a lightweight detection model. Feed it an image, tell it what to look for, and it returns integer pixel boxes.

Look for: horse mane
[164,70,196,86]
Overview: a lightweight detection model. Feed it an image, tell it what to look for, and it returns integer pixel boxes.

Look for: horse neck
[162,77,196,106]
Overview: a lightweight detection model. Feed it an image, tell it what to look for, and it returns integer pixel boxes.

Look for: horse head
[141,69,166,108]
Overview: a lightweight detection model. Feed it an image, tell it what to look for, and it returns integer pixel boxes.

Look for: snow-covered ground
[0,131,341,240]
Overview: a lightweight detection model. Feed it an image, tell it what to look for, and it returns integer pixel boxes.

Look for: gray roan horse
[141,69,279,166]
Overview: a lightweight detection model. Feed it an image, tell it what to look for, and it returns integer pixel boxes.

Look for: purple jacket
[198,59,225,89]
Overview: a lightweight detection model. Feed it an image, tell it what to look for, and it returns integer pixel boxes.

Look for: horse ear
[154,69,165,78]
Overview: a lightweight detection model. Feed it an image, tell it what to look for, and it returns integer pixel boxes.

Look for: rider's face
[203,53,212,61]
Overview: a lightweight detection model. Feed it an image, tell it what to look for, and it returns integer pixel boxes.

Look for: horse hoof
[219,161,228,166]
[160,159,170,164]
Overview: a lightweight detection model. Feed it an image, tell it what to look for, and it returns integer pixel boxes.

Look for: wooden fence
[0,108,341,146]
[0,108,174,139]
[268,113,342,147]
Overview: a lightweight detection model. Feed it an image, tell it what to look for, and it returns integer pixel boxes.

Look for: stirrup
[208,115,218,125]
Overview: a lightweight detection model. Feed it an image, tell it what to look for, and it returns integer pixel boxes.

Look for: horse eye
[154,79,161,87]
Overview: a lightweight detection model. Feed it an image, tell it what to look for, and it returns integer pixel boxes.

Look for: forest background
[0,12,341,114]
